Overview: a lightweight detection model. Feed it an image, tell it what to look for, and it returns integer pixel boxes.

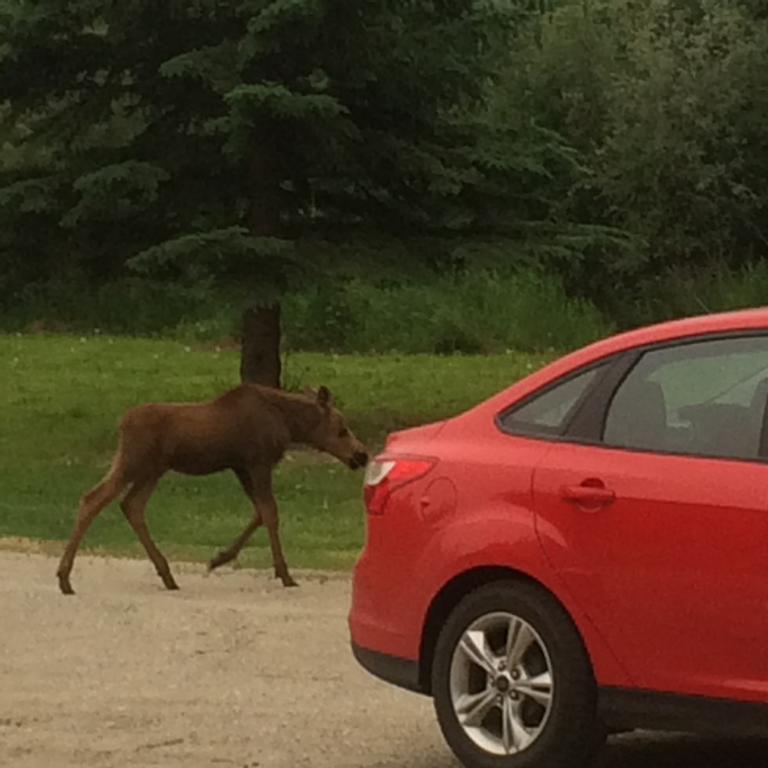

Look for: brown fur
[56,384,368,595]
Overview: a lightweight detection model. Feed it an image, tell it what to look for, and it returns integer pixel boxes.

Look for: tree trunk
[241,127,283,387]
[240,303,282,387]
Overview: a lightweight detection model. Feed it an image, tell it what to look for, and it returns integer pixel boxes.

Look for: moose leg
[246,467,296,587]
[120,475,178,591]
[209,469,264,571]
[259,494,297,588]
[209,514,263,571]
[57,471,127,595]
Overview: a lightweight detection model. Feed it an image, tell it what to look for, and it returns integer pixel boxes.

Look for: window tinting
[500,365,604,438]
[604,335,768,460]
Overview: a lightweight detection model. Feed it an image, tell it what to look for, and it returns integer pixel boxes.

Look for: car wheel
[431,580,599,768]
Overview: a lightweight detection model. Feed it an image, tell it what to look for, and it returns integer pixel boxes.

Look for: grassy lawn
[0,334,551,570]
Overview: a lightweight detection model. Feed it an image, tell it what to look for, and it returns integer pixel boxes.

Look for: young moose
[56,384,368,595]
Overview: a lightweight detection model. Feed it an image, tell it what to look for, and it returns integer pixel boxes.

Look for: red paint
[349,308,768,706]
[534,441,768,701]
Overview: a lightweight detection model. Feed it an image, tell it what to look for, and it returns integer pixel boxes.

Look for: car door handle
[560,484,616,506]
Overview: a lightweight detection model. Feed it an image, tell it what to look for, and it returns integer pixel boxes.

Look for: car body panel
[350,425,633,686]
[349,308,768,733]
[534,440,768,702]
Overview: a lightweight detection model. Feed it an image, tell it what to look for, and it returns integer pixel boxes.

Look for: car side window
[500,365,605,438]
[604,335,768,460]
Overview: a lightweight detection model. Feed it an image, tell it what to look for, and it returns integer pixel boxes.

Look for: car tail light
[364,456,436,515]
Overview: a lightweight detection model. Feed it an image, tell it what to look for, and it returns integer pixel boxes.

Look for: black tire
[431,579,600,768]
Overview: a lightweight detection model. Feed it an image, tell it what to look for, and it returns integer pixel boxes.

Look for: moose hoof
[58,576,75,596]
[161,575,180,591]
[281,576,299,588]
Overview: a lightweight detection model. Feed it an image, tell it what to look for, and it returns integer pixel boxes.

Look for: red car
[350,309,768,768]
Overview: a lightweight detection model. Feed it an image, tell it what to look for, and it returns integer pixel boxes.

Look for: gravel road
[0,551,765,768]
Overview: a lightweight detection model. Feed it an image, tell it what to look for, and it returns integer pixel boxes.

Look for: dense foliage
[503,0,768,313]
[2,0,768,350]
[0,2,547,283]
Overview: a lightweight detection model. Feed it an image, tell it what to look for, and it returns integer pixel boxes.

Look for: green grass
[0,334,551,570]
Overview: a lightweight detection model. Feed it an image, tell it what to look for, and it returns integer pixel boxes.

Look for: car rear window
[499,365,605,438]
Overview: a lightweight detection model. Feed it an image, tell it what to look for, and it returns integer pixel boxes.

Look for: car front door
[531,334,768,703]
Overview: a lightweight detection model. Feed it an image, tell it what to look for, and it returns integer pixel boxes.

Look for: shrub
[625,261,768,328]
[283,270,611,354]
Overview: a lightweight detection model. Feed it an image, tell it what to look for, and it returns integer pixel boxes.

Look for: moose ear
[317,385,333,409]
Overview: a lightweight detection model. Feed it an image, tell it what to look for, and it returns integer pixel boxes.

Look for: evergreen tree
[1,1,560,382]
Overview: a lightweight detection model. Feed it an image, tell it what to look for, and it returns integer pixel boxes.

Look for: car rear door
[529,334,768,703]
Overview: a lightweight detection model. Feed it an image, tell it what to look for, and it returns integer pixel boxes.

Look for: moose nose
[352,451,369,469]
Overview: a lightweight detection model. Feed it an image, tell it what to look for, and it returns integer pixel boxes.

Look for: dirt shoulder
[0,550,765,768]
[0,551,444,768]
